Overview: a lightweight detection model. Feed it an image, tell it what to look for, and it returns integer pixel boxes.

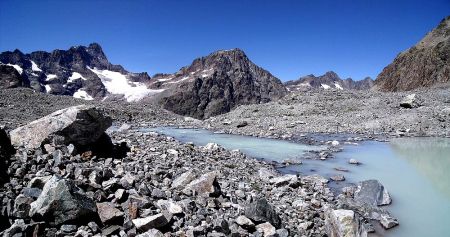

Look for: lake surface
[150,127,450,237]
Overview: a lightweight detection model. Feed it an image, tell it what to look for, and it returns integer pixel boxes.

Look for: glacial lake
[149,127,450,237]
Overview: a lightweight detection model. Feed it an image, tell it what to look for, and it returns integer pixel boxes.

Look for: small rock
[255,222,276,237]
[380,214,399,229]
[132,212,172,232]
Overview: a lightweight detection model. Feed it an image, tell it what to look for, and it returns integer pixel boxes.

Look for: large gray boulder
[244,198,281,228]
[325,208,368,237]
[354,180,392,206]
[29,175,97,226]
[400,94,423,108]
[9,105,111,149]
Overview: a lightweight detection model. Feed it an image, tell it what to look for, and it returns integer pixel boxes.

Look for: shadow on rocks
[78,133,130,159]
[0,127,15,231]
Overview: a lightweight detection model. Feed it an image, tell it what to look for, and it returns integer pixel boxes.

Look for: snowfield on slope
[88,66,164,102]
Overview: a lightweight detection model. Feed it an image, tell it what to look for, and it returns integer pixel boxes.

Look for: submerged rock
[9,105,111,149]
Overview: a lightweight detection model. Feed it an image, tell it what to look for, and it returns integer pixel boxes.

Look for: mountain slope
[150,49,287,119]
[285,71,373,92]
[0,43,154,101]
[375,16,450,91]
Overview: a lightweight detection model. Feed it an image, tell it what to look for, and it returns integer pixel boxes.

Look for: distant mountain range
[375,16,450,91]
[284,71,373,92]
[1,16,448,118]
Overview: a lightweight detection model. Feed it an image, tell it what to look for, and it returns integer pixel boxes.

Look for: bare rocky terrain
[205,85,450,139]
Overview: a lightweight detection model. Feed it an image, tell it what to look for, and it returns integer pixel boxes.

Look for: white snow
[334,83,343,90]
[67,72,86,83]
[44,85,51,93]
[45,74,58,81]
[87,66,164,102]
[201,74,209,78]
[6,64,23,74]
[157,76,174,82]
[166,76,190,84]
[321,84,330,90]
[73,89,94,100]
[30,61,42,72]
[298,82,311,87]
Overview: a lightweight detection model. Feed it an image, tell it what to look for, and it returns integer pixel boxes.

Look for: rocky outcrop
[376,16,450,91]
[153,49,287,119]
[0,64,23,89]
[285,71,373,92]
[9,105,111,149]
[29,175,97,225]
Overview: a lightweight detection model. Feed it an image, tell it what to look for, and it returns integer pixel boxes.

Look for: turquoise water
[150,127,450,237]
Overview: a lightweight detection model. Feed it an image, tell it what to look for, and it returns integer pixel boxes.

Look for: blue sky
[0,0,448,81]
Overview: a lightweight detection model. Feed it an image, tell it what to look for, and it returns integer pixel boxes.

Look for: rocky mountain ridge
[375,16,450,91]
[0,43,153,101]
[285,71,374,92]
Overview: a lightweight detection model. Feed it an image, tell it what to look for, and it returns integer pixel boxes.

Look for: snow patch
[73,89,94,100]
[45,74,58,81]
[166,76,190,84]
[30,61,42,72]
[44,85,51,93]
[321,84,330,90]
[6,64,23,74]
[157,76,174,82]
[67,72,86,83]
[334,83,343,90]
[88,66,164,102]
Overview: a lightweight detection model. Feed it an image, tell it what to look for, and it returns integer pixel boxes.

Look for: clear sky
[0,0,448,81]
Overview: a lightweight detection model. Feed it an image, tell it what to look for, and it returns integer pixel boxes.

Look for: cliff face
[375,16,450,91]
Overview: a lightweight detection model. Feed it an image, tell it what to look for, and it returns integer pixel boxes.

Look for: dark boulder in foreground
[9,105,112,149]
[245,198,281,228]
[29,175,97,226]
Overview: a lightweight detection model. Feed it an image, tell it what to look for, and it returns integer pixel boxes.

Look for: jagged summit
[376,16,450,91]
[151,48,287,119]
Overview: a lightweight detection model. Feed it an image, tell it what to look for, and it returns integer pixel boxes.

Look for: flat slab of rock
[29,175,97,226]
[9,105,111,149]
[354,180,392,206]
[182,171,221,197]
